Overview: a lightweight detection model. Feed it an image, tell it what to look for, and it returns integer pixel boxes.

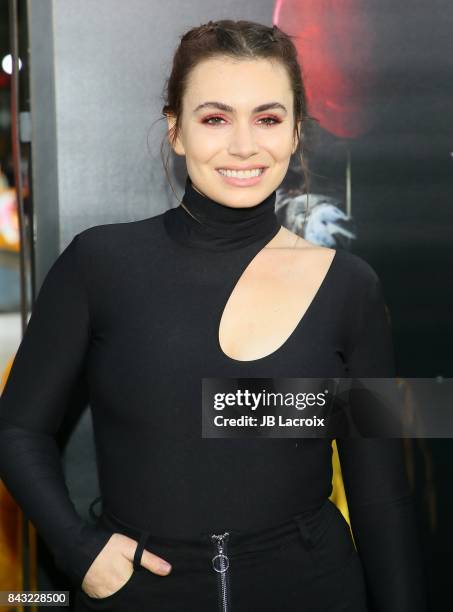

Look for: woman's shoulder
[73,212,165,255]
[76,212,164,243]
[282,226,381,290]
[63,214,167,282]
[333,247,381,287]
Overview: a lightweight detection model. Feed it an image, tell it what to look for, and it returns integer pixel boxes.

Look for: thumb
[140,548,172,576]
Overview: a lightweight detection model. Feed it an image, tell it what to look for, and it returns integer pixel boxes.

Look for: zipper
[211,531,230,612]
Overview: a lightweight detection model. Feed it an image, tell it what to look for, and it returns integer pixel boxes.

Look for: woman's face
[167,56,300,208]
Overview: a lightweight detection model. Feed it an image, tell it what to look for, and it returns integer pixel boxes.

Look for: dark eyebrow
[193,101,288,115]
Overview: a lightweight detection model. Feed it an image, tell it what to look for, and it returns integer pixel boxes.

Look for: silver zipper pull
[211,531,230,572]
[211,532,231,612]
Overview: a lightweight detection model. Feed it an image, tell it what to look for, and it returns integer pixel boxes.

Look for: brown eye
[258,117,281,126]
[202,116,226,125]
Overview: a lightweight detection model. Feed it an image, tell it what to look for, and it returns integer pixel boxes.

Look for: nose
[227,120,259,158]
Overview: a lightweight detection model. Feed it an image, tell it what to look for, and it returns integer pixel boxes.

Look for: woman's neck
[163,174,281,251]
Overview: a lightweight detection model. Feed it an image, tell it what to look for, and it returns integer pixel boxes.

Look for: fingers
[110,533,172,576]
[110,533,140,559]
[141,549,172,575]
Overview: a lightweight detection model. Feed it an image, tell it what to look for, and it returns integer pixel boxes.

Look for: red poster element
[274,0,377,138]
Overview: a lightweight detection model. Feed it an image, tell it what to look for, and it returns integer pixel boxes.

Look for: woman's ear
[166,114,185,156]
[292,120,302,155]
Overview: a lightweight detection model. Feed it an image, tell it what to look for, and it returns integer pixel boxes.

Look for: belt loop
[293,515,315,550]
[133,531,151,571]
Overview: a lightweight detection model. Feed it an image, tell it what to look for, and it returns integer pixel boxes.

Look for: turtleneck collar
[163,174,281,251]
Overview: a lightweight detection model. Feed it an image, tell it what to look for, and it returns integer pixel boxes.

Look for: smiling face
[166,56,301,208]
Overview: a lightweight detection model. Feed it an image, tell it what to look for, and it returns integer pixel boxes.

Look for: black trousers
[72,498,368,611]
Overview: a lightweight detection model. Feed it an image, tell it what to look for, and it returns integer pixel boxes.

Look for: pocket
[80,566,139,605]
[293,500,356,576]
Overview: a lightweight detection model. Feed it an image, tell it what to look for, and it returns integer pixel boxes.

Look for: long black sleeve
[0,234,114,588]
[336,267,428,611]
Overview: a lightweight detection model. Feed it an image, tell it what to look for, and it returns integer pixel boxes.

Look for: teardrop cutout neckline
[217,248,339,364]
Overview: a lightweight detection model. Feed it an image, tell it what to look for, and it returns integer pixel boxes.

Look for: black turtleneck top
[0,175,426,610]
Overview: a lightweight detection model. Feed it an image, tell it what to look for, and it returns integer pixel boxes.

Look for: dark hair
[159,19,316,210]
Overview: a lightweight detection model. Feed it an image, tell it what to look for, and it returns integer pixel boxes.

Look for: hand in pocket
[81,532,172,599]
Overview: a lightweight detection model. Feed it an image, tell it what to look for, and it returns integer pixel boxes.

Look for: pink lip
[215,165,268,171]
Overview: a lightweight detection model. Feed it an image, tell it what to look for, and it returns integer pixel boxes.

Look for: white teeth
[218,168,264,179]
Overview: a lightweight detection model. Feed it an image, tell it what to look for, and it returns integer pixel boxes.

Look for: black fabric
[0,173,427,609]
[73,498,369,612]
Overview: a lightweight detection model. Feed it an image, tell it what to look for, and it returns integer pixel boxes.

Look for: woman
[0,19,427,612]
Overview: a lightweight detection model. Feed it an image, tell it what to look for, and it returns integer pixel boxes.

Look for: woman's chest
[86,256,349,391]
